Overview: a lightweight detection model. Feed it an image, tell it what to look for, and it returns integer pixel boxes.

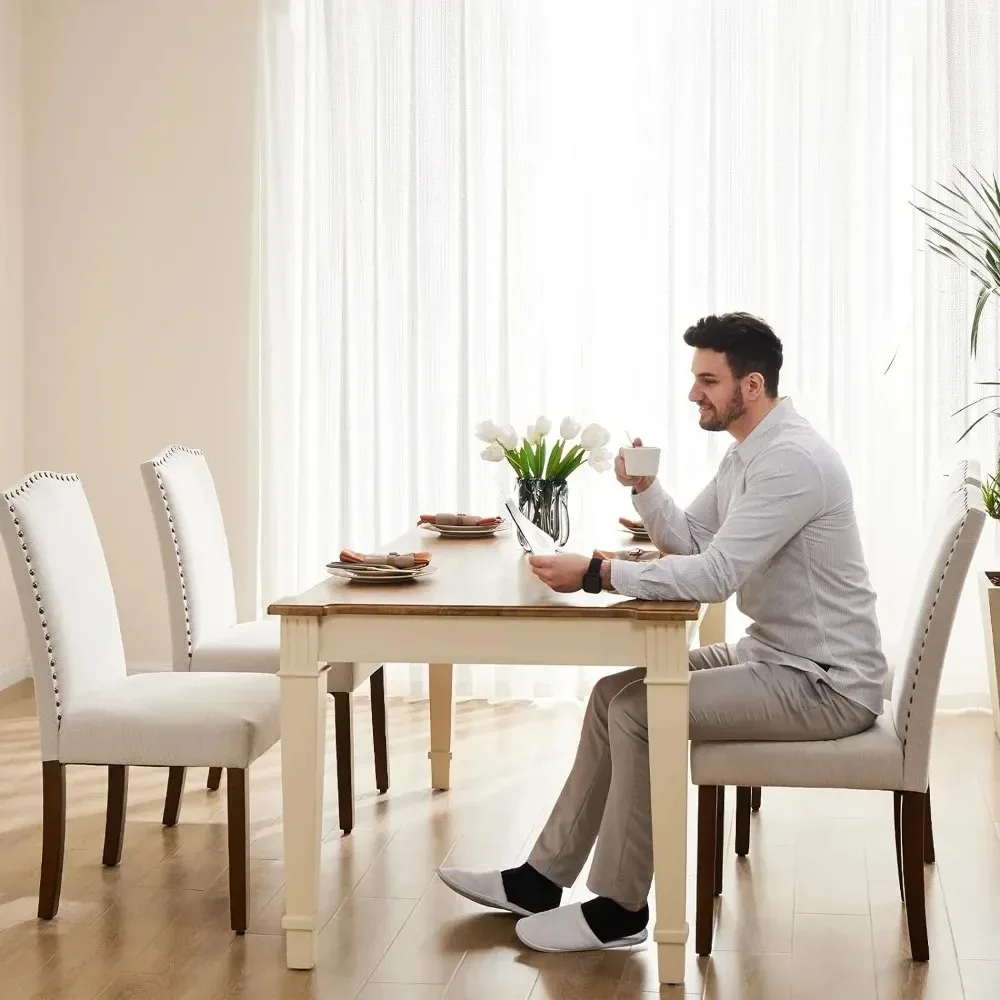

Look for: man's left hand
[528,553,593,593]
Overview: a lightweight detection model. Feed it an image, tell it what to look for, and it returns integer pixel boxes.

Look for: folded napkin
[619,516,647,531]
[418,512,503,527]
[594,547,661,562]
[340,549,432,568]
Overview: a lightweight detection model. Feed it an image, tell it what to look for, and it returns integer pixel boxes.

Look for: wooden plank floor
[1,683,999,999]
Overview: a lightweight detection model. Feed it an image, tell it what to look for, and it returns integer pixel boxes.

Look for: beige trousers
[526,642,876,907]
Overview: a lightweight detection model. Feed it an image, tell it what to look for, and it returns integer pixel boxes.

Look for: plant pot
[514,478,570,551]
[978,570,1000,744]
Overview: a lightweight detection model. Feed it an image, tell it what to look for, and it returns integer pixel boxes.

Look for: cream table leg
[278,616,327,970]
[698,600,727,648]
[428,663,454,790]
[645,623,692,986]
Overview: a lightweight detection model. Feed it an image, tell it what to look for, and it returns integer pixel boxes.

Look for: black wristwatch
[582,557,604,594]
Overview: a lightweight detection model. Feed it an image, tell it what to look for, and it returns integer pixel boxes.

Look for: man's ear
[746,372,765,399]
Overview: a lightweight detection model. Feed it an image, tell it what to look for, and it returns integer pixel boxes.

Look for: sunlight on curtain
[254,0,1000,705]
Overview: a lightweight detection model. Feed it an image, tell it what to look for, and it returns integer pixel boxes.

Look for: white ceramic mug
[621,446,661,477]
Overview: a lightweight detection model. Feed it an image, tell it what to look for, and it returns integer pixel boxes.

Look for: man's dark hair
[682,312,783,397]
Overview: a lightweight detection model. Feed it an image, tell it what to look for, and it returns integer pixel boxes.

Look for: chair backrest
[140,446,238,670]
[896,459,984,648]
[892,484,985,791]
[947,458,981,491]
[0,473,128,760]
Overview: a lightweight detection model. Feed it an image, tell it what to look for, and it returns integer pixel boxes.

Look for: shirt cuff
[609,558,645,597]
[632,479,667,522]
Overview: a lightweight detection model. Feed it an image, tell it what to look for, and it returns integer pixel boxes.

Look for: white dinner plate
[326,564,437,584]
[620,526,649,540]
[420,521,507,538]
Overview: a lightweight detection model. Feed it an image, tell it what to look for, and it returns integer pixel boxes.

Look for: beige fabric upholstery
[59,672,279,767]
[189,618,378,692]
[691,711,902,789]
[0,474,129,761]
[892,485,984,790]
[691,484,985,794]
[0,472,280,769]
[142,445,378,694]
[140,446,239,670]
[882,459,982,700]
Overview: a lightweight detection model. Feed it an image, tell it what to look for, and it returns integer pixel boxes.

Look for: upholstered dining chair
[691,483,985,961]
[0,472,280,933]
[734,458,983,863]
[140,444,388,835]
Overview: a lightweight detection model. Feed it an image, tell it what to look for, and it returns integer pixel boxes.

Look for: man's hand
[614,436,656,494]
[528,553,593,593]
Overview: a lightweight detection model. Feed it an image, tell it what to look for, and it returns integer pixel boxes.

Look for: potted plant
[475,416,612,548]
[915,169,1000,741]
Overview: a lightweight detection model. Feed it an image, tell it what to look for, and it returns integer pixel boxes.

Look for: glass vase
[515,478,570,551]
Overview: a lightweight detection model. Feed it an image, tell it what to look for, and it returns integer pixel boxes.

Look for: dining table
[266,522,726,986]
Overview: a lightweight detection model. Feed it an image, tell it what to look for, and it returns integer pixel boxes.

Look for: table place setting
[618,516,650,540]
[417,511,507,539]
[326,548,437,584]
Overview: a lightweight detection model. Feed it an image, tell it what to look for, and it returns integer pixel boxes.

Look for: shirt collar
[733,396,795,464]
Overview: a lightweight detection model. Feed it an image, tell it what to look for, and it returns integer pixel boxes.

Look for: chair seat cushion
[59,672,280,768]
[188,618,380,693]
[689,712,903,791]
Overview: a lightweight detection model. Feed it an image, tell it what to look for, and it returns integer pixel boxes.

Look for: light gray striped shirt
[609,397,887,715]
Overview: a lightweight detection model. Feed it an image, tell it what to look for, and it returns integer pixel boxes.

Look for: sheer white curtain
[254,0,1000,706]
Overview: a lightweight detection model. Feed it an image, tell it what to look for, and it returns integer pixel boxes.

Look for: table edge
[265,599,701,622]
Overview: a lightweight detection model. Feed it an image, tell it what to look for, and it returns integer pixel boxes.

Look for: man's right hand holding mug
[615,437,656,494]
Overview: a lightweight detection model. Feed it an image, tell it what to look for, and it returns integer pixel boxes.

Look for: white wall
[0,0,25,687]
[23,0,260,667]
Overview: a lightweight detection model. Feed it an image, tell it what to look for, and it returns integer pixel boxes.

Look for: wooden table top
[266,525,699,622]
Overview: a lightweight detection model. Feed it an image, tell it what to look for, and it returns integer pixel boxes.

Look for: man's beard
[698,385,746,432]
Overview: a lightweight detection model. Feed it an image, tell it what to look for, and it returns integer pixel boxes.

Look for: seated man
[436,311,887,953]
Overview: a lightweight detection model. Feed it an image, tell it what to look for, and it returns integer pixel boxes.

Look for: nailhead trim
[149,446,204,663]
[3,472,82,727]
[901,485,970,754]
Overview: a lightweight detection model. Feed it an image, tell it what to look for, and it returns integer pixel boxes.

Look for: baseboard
[127,661,173,673]
[0,659,29,692]
[935,692,992,713]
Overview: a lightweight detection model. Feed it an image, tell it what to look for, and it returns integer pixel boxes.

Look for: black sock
[580,896,649,943]
[500,862,563,913]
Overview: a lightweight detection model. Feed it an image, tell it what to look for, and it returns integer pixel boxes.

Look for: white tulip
[474,419,500,443]
[526,424,542,445]
[589,447,613,464]
[495,424,519,450]
[588,455,612,472]
[559,416,581,440]
[579,423,611,451]
[535,415,552,436]
[481,442,505,462]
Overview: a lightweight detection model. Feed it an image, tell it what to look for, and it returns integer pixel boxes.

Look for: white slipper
[514,903,648,953]
[435,866,532,917]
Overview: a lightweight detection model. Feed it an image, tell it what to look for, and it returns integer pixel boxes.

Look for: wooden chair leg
[735,786,751,857]
[370,666,390,794]
[695,785,718,955]
[39,761,66,920]
[900,790,929,961]
[226,767,249,934]
[893,790,905,902]
[333,692,355,835]
[714,785,725,896]
[207,767,223,791]
[162,766,186,827]
[102,765,128,866]
[751,786,761,811]
[923,786,935,864]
